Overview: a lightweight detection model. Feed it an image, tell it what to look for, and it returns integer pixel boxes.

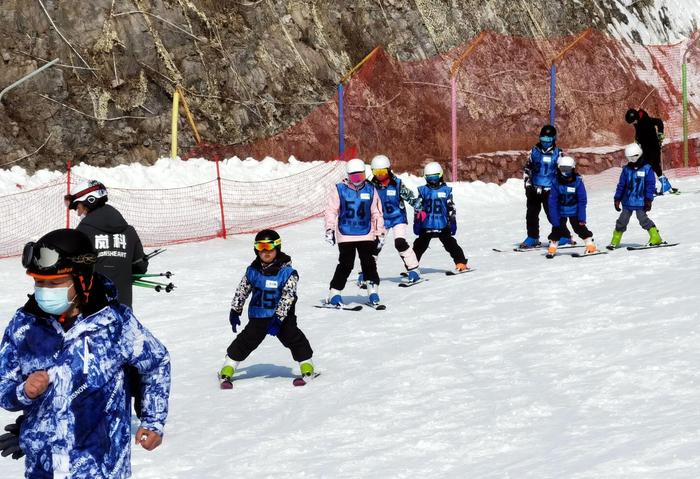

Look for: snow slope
[0,163,699,478]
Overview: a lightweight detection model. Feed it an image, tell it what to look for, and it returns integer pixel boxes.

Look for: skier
[412,162,469,273]
[0,229,170,477]
[546,156,599,257]
[520,124,573,249]
[607,143,665,249]
[358,154,423,285]
[325,159,385,306]
[218,230,315,388]
[64,179,149,308]
[625,108,675,194]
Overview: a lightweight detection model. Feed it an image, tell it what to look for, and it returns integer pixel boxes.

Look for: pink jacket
[325,180,385,243]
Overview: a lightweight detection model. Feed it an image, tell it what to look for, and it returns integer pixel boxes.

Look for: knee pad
[394,238,410,252]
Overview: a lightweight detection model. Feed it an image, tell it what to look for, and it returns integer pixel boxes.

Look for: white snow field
[1,161,700,478]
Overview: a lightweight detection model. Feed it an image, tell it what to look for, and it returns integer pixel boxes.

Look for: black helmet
[625,108,639,124]
[539,125,557,138]
[23,229,97,300]
[253,229,281,253]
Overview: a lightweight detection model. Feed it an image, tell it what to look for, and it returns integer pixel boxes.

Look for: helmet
[23,229,97,301]
[624,143,643,163]
[539,125,557,138]
[625,108,639,124]
[557,156,576,176]
[370,155,391,170]
[65,180,108,211]
[254,229,281,253]
[424,162,443,186]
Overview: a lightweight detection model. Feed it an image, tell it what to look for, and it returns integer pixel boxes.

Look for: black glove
[644,200,652,212]
[614,199,621,212]
[0,415,25,460]
[229,310,241,333]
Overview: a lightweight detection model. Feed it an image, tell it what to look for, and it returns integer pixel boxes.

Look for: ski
[398,278,427,288]
[571,251,608,258]
[493,244,582,253]
[626,242,679,251]
[365,301,387,310]
[315,302,363,311]
[445,268,476,276]
[293,372,321,387]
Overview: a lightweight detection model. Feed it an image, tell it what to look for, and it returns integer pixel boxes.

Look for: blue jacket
[415,183,456,234]
[0,275,170,479]
[526,145,561,189]
[373,177,408,228]
[614,163,656,210]
[337,182,374,235]
[549,174,588,225]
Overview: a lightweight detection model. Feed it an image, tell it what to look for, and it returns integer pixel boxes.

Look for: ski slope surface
[1,161,699,478]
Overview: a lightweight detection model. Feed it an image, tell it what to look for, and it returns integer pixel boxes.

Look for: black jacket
[633,109,664,151]
[76,204,147,307]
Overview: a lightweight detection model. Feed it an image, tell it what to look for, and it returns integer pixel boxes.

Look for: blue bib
[377,178,408,228]
[621,164,651,209]
[554,176,582,217]
[531,147,561,188]
[418,184,451,230]
[246,265,295,318]
[337,183,374,235]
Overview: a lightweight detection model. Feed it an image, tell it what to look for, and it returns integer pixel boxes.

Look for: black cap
[625,108,638,124]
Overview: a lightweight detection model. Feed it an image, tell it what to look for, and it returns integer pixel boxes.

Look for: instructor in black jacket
[625,107,676,194]
[65,180,148,307]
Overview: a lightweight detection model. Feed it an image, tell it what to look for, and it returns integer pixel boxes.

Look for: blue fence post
[549,63,556,126]
[338,83,345,159]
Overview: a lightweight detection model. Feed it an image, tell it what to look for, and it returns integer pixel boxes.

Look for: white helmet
[66,180,108,211]
[371,155,391,170]
[624,143,643,163]
[557,156,576,175]
[346,158,366,175]
[424,162,443,177]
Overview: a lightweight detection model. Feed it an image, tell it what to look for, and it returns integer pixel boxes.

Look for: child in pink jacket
[325,159,385,307]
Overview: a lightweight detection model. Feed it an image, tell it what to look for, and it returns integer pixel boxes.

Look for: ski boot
[519,236,540,249]
[219,356,238,389]
[406,269,421,283]
[558,236,574,246]
[455,262,468,272]
[327,288,343,307]
[294,361,317,386]
[584,237,598,254]
[367,282,380,305]
[545,241,557,258]
[648,226,663,246]
[606,230,623,250]
[658,176,676,195]
[356,272,366,289]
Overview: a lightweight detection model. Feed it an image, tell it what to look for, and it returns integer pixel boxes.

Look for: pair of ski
[398,267,475,286]
[548,242,679,258]
[492,243,583,253]
[220,372,321,389]
[315,301,385,311]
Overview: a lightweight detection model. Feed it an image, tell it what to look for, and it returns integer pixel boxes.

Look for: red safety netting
[0,162,346,258]
[185,30,700,183]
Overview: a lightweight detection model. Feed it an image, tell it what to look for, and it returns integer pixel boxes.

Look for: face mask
[539,136,554,149]
[34,285,75,315]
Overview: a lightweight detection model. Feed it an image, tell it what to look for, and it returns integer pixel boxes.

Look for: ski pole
[133,279,175,293]
[133,281,159,290]
[132,271,174,279]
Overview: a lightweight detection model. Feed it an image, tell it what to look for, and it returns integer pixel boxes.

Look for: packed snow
[1,158,699,478]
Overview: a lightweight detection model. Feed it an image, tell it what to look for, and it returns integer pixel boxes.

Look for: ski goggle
[254,239,281,251]
[372,168,389,177]
[559,166,574,175]
[539,135,555,144]
[425,174,442,183]
[348,172,366,184]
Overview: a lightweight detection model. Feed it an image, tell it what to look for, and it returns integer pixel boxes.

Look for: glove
[266,315,282,336]
[0,415,25,460]
[614,199,621,212]
[376,233,387,252]
[415,211,427,223]
[524,173,532,188]
[228,310,241,334]
[657,132,665,146]
[536,186,543,195]
[644,200,652,212]
[325,229,335,246]
[449,213,457,235]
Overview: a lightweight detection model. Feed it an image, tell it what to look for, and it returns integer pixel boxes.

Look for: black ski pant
[548,217,593,242]
[330,241,379,290]
[413,228,467,264]
[641,146,663,177]
[227,314,313,363]
[526,186,571,240]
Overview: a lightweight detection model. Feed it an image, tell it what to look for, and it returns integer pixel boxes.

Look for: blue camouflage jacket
[0,274,170,479]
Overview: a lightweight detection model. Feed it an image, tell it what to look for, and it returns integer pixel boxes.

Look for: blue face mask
[539,135,554,149]
[34,286,74,315]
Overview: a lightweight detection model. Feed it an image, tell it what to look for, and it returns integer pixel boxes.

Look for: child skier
[412,162,469,273]
[546,156,599,258]
[607,143,665,249]
[520,124,573,248]
[361,154,423,285]
[219,230,315,388]
[325,158,385,306]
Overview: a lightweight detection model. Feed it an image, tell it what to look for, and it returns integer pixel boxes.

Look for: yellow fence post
[171,89,180,159]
